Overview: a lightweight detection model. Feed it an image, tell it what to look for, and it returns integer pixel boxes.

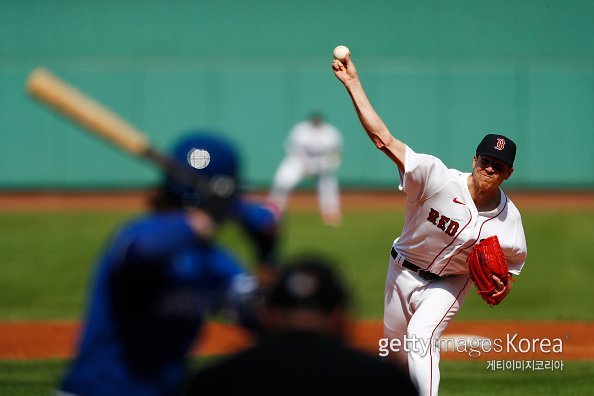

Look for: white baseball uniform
[268,119,343,224]
[384,145,527,396]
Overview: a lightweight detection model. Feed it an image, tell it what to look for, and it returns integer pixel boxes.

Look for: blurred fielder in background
[268,112,343,226]
[58,132,279,396]
[332,53,527,396]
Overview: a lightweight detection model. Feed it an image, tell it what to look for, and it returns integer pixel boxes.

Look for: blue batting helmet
[163,131,240,219]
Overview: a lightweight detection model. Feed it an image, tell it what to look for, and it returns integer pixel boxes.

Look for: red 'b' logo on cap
[494,138,506,151]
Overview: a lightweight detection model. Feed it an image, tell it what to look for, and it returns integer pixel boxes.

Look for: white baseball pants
[268,157,340,219]
[383,252,472,396]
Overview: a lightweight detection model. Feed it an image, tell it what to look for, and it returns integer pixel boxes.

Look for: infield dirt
[0,320,592,361]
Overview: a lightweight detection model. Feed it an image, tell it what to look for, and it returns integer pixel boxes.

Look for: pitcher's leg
[383,259,421,371]
[406,275,472,396]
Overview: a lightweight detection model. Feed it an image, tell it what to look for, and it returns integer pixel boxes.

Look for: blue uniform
[60,199,276,396]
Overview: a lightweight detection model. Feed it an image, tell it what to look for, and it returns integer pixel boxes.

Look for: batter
[58,133,279,396]
[332,53,527,395]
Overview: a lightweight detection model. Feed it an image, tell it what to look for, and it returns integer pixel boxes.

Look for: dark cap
[475,133,517,167]
[267,256,348,313]
[309,110,324,120]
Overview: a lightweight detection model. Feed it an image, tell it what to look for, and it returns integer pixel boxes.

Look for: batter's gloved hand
[467,235,514,306]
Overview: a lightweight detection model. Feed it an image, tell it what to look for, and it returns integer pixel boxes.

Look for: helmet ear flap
[209,175,237,199]
[195,175,239,222]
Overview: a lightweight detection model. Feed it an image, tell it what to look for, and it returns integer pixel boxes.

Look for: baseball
[187,148,211,169]
[333,45,350,61]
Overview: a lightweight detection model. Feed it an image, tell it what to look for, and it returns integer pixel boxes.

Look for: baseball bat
[27,68,150,156]
[26,67,207,191]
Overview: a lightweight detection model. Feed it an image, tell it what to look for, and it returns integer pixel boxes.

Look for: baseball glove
[467,235,513,306]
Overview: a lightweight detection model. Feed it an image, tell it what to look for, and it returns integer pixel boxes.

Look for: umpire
[58,132,279,396]
[185,255,417,395]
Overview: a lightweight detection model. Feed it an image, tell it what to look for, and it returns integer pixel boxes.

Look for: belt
[391,247,441,281]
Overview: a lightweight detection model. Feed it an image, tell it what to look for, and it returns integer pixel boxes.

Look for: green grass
[1,208,594,320]
[0,360,66,395]
[0,357,221,395]
[0,211,139,319]
[0,359,592,396]
[440,360,594,396]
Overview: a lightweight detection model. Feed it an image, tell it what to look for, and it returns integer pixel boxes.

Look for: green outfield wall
[1,0,593,189]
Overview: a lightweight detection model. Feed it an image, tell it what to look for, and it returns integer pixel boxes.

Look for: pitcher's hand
[332,53,359,88]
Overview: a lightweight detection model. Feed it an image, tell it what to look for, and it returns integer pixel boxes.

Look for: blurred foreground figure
[268,112,343,226]
[185,255,417,395]
[58,132,279,396]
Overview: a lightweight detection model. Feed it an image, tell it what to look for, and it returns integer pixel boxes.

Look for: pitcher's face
[472,155,513,191]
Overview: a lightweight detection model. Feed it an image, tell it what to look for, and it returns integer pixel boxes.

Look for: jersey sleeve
[231,198,280,267]
[399,145,451,202]
[507,214,527,275]
[205,247,261,330]
[205,246,247,282]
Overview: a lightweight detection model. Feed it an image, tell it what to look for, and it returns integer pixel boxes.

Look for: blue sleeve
[233,199,278,230]
[231,198,280,267]
[206,246,261,332]
[205,245,246,281]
